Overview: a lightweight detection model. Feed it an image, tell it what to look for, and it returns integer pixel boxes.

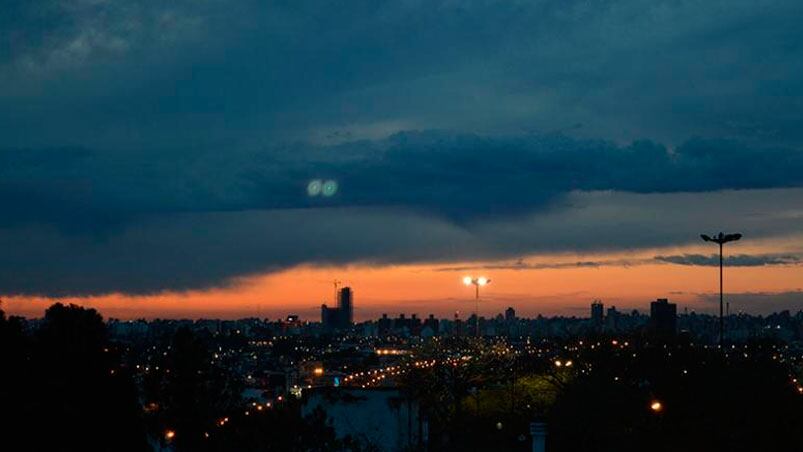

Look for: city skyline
[4,241,801,320]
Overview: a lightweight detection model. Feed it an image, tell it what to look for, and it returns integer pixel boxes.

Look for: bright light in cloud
[307,179,323,196]
[322,180,338,197]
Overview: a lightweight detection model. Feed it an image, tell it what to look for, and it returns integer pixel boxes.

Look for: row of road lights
[462,231,742,345]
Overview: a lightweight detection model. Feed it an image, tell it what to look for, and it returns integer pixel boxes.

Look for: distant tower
[505,307,516,322]
[606,306,619,331]
[591,300,604,325]
[649,298,677,339]
[337,287,354,327]
[321,304,330,328]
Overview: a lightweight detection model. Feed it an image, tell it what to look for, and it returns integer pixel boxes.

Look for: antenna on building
[333,279,342,304]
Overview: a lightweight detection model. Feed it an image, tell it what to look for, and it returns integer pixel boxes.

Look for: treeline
[0,304,350,452]
[0,303,148,451]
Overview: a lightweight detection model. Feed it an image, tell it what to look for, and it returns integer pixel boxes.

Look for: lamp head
[463,276,473,286]
[723,233,742,243]
[477,277,489,286]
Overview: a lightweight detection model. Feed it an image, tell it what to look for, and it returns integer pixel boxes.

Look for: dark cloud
[2,188,802,296]
[2,1,803,297]
[3,132,803,230]
[655,253,802,267]
[1,1,803,149]
[435,258,649,272]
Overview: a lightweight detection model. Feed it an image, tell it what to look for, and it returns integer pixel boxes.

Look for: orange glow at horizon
[3,242,802,321]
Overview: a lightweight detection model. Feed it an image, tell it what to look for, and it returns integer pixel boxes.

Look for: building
[591,300,604,326]
[505,307,516,322]
[321,287,355,331]
[378,314,392,335]
[649,298,677,339]
[606,306,619,332]
[338,287,354,326]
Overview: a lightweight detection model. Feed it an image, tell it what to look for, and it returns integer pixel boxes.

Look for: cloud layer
[2,1,803,297]
[3,132,803,231]
[2,187,802,296]
[656,253,802,267]
[2,0,803,149]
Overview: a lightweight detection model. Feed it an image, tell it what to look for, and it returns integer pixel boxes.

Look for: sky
[2,0,803,319]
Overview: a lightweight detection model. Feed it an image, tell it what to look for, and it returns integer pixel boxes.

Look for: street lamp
[700,232,742,346]
[463,276,490,337]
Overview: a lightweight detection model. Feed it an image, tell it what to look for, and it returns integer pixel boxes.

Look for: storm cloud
[2,188,803,296]
[2,0,803,296]
[3,132,803,230]
[2,0,803,149]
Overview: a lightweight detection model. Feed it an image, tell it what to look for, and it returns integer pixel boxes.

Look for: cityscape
[3,284,803,451]
[3,0,803,451]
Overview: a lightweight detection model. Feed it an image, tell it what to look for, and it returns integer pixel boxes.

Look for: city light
[650,401,663,413]
[314,367,324,376]
[165,430,176,440]
[462,276,492,337]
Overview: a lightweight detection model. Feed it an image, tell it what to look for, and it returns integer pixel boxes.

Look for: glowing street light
[700,232,742,346]
[650,400,663,413]
[463,276,491,337]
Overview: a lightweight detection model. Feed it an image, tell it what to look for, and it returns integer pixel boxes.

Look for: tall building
[321,287,355,331]
[337,287,354,326]
[321,304,332,329]
[649,298,677,339]
[606,306,619,332]
[591,300,604,325]
[505,307,516,322]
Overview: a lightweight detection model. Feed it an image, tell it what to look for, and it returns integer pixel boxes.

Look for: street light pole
[701,232,742,346]
[463,276,490,337]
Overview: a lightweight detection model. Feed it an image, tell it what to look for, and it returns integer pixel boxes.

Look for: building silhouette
[338,287,354,326]
[505,307,516,322]
[591,300,604,326]
[606,306,619,332]
[321,287,355,331]
[649,298,677,339]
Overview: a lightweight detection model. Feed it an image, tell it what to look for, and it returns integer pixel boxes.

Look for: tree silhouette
[143,326,242,451]
[0,303,148,451]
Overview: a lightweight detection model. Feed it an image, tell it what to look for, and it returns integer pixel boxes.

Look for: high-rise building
[321,304,331,328]
[505,307,516,322]
[337,287,354,326]
[321,287,355,331]
[591,300,604,325]
[606,306,619,331]
[649,298,677,339]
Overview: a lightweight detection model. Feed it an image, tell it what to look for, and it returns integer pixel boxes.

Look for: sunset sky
[2,0,803,320]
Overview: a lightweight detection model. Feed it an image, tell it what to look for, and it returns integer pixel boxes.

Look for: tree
[1,303,148,451]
